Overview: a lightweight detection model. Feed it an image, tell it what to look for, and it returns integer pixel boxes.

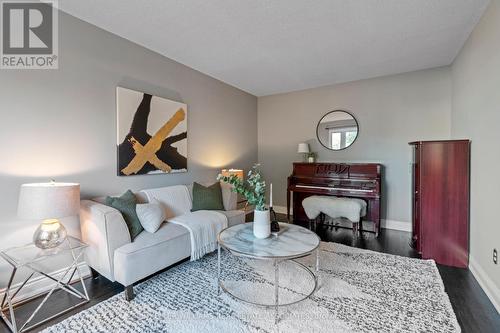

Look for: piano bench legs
[309,219,317,231]
[308,215,367,238]
[352,222,357,235]
[352,220,364,237]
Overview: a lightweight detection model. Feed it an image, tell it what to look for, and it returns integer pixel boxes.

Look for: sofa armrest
[80,200,131,282]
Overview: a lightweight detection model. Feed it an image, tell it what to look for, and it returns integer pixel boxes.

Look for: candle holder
[270,206,280,233]
[268,183,280,233]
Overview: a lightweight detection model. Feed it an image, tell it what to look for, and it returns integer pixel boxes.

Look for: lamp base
[33,219,67,249]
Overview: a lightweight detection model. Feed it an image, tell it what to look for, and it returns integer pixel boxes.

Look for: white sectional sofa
[79,183,244,300]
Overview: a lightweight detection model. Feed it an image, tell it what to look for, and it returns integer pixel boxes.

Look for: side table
[0,236,89,333]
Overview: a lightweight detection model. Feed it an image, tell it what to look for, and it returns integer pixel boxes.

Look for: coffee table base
[217,246,320,324]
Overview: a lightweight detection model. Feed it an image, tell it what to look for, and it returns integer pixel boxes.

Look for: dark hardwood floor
[1,214,498,333]
[292,216,500,333]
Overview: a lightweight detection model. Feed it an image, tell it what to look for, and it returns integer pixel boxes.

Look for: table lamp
[221,169,245,207]
[17,182,80,249]
[297,143,310,162]
[221,169,244,181]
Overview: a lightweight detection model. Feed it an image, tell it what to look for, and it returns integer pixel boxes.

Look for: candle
[270,183,273,207]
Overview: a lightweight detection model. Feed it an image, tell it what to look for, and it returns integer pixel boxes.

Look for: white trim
[469,256,500,314]
[0,263,91,304]
[273,205,289,215]
[381,219,412,232]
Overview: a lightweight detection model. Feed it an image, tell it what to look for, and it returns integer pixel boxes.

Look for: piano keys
[287,162,382,236]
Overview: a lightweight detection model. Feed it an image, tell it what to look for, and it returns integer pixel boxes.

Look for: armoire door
[419,141,469,268]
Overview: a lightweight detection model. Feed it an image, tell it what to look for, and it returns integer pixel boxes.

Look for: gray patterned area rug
[43,242,460,333]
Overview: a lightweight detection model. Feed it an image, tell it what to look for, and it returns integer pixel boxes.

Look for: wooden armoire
[409,140,470,268]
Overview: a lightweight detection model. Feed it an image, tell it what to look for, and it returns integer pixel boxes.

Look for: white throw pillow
[136,198,166,233]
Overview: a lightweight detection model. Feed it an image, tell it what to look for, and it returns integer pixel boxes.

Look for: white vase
[253,209,271,239]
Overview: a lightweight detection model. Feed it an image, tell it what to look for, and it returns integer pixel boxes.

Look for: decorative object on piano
[307,152,316,163]
[316,110,359,151]
[17,181,80,249]
[409,140,470,268]
[218,164,270,238]
[287,162,382,236]
[269,183,280,233]
[297,143,310,162]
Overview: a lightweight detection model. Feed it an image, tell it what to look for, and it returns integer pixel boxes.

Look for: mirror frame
[316,110,359,151]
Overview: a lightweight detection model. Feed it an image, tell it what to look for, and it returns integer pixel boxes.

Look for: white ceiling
[59,0,490,96]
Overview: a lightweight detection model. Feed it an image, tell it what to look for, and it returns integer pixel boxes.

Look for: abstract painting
[117,87,187,176]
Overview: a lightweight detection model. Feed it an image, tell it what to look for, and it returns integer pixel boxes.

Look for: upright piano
[287,162,382,236]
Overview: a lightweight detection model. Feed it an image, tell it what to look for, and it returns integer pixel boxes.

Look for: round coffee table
[217,222,320,324]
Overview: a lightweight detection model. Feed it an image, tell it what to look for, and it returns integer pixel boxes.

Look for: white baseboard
[273,206,411,232]
[0,263,91,304]
[381,219,412,232]
[469,256,500,314]
[273,205,289,215]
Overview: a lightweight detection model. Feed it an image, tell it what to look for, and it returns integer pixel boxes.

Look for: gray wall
[451,0,500,309]
[0,12,257,281]
[258,68,451,226]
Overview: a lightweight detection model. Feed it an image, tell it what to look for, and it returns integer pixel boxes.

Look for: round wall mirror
[316,110,359,150]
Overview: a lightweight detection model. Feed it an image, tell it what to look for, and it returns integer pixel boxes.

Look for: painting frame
[116,87,188,176]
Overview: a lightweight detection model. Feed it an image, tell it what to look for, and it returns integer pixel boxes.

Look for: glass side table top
[0,236,87,268]
[218,222,320,259]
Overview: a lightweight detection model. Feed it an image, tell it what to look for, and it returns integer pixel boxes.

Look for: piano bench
[302,196,367,235]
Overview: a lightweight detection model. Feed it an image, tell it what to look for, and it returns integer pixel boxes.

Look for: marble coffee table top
[218,222,320,259]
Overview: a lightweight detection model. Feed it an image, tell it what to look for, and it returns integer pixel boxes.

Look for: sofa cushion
[187,182,237,211]
[141,185,192,219]
[105,190,143,240]
[136,198,166,233]
[93,191,147,205]
[191,182,224,212]
[114,222,191,286]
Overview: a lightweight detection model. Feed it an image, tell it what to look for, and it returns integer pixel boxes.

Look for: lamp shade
[17,182,80,220]
[221,169,244,180]
[297,143,310,153]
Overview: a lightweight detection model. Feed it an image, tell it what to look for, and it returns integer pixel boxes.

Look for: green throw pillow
[105,190,143,240]
[191,182,225,212]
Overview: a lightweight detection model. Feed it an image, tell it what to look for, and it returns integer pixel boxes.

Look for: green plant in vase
[307,152,316,163]
[218,164,270,238]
